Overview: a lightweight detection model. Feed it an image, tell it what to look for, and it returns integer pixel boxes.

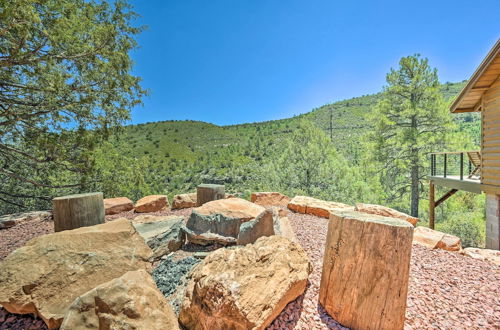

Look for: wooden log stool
[196,184,225,206]
[319,210,413,330]
[53,192,105,232]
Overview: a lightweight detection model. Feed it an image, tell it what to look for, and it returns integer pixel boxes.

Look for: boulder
[172,193,197,209]
[355,203,418,226]
[185,198,265,245]
[273,215,297,243]
[288,196,353,218]
[460,248,500,266]
[0,211,52,229]
[134,195,169,213]
[413,226,462,251]
[319,210,413,330]
[133,216,185,260]
[237,209,275,245]
[179,236,312,330]
[103,197,134,215]
[251,192,291,207]
[61,270,179,330]
[0,218,152,329]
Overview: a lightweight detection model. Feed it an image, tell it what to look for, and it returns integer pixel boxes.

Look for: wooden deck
[427,175,481,194]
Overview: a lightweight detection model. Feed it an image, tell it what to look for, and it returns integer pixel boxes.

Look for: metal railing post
[460,152,464,180]
[443,154,447,178]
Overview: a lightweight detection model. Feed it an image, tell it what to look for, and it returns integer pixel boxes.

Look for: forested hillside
[111,81,475,194]
[116,81,472,170]
[1,78,485,247]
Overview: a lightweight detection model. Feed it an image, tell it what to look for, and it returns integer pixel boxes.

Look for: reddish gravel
[1,208,499,329]
[0,307,47,330]
[0,219,53,260]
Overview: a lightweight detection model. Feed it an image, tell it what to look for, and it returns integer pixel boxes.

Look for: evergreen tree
[0,0,145,208]
[263,120,369,204]
[369,55,452,217]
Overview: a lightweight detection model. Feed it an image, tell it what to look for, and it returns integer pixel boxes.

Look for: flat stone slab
[413,226,462,251]
[288,196,353,218]
[251,192,291,207]
[104,197,133,215]
[355,203,418,226]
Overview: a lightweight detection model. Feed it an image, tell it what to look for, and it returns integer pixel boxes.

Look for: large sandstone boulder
[172,193,197,209]
[103,197,134,215]
[0,211,52,229]
[320,210,413,330]
[132,216,185,260]
[355,203,418,226]
[0,219,152,329]
[251,192,291,207]
[179,236,312,330]
[288,196,353,218]
[134,195,170,213]
[460,248,500,266]
[237,209,275,245]
[61,270,180,330]
[413,226,462,251]
[184,198,265,245]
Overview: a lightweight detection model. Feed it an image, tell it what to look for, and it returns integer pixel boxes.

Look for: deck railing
[429,151,480,180]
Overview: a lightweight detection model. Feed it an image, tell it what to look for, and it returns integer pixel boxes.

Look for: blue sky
[128,0,499,126]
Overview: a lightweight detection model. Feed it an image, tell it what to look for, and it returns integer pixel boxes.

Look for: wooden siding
[482,77,500,187]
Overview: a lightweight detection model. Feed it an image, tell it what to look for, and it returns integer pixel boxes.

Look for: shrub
[437,212,485,248]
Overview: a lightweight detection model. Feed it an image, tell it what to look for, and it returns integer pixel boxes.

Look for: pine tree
[369,55,452,217]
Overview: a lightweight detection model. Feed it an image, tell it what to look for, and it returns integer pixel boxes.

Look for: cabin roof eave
[450,39,500,113]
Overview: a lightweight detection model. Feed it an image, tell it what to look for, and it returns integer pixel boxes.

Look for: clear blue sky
[128,0,499,126]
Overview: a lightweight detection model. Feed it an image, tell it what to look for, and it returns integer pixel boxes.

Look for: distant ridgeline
[113,82,480,197]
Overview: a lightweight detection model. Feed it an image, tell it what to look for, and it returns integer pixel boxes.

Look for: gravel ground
[1,208,499,329]
[0,218,53,260]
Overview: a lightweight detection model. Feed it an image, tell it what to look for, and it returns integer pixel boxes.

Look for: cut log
[319,210,413,330]
[52,192,105,232]
[196,184,225,206]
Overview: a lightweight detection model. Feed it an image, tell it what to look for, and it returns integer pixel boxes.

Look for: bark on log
[319,210,413,330]
[52,192,105,232]
[196,184,225,206]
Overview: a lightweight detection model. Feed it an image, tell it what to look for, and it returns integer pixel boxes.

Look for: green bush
[437,212,485,248]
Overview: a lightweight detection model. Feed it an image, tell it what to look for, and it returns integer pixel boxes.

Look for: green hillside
[115,81,472,168]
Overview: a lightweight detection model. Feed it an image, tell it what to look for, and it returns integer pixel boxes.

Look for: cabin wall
[481,77,500,188]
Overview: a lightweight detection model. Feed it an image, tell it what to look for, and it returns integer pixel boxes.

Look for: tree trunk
[52,192,105,232]
[410,114,419,218]
[410,163,419,217]
[320,210,413,330]
[196,184,225,206]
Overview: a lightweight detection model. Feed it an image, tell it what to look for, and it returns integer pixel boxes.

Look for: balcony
[428,151,481,194]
